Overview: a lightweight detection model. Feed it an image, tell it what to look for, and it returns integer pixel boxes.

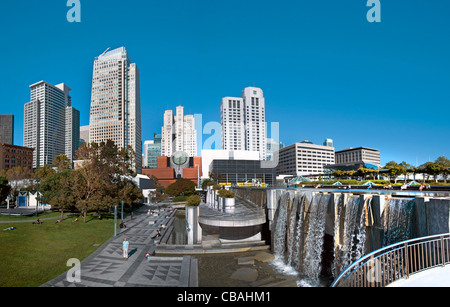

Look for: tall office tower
[65,106,80,163]
[0,115,14,144]
[221,97,245,151]
[24,81,80,168]
[220,86,266,160]
[161,106,197,157]
[89,47,142,169]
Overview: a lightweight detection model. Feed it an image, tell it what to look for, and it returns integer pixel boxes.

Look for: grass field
[0,213,115,287]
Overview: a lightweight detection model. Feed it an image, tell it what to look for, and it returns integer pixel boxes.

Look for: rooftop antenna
[100,47,111,57]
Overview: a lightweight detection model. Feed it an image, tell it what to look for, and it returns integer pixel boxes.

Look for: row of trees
[382,156,450,183]
[331,156,450,183]
[0,140,143,223]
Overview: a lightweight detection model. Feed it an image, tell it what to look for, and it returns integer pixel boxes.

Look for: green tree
[382,161,404,183]
[40,169,74,218]
[0,176,11,204]
[435,156,450,183]
[52,154,71,172]
[70,140,140,222]
[165,179,196,196]
[34,164,56,181]
[421,162,444,183]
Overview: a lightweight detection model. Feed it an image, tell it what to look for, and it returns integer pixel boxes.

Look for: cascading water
[271,190,418,286]
[332,195,367,278]
[272,192,330,286]
[302,194,331,282]
[382,197,415,246]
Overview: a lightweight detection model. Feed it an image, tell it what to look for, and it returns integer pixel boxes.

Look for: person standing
[122,237,130,260]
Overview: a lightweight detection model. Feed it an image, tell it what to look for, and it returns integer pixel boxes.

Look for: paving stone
[238,256,255,265]
[230,268,258,282]
[254,251,275,263]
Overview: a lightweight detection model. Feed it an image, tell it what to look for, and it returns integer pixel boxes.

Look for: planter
[224,197,235,213]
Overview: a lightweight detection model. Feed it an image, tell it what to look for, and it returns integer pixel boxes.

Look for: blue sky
[1,0,449,166]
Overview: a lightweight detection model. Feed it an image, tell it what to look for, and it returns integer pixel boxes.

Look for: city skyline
[1,1,450,166]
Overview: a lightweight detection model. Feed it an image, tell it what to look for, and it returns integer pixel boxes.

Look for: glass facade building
[143,133,162,168]
[211,159,276,186]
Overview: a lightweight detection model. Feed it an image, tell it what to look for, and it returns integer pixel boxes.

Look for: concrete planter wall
[186,206,202,245]
[223,197,235,213]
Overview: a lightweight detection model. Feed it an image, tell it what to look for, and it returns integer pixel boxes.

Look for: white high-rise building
[89,47,142,169]
[221,86,266,160]
[161,106,197,157]
[24,81,80,168]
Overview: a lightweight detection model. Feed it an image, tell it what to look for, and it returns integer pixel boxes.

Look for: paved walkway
[387,265,450,287]
[41,205,198,287]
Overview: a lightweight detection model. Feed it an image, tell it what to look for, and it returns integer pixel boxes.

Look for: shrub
[212,184,222,191]
[218,189,235,198]
[173,195,188,202]
[187,194,201,207]
[201,179,215,190]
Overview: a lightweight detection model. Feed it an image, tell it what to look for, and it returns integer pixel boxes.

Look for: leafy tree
[382,161,404,183]
[34,164,56,181]
[165,179,196,196]
[0,176,11,204]
[70,140,140,222]
[40,169,74,218]
[52,154,71,172]
[435,156,450,183]
[421,162,444,183]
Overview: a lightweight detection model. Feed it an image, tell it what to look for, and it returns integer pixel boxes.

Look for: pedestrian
[122,237,130,260]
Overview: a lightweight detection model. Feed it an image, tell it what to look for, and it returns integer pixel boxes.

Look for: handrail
[331,233,450,287]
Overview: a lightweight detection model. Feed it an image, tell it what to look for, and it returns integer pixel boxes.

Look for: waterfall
[382,198,414,246]
[272,191,330,285]
[332,196,367,278]
[271,190,419,286]
[302,194,331,282]
[273,192,290,258]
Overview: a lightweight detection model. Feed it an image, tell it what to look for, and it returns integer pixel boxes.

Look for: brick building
[0,143,34,171]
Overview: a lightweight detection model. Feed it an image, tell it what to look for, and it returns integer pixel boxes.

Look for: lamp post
[35,178,40,217]
[114,205,117,237]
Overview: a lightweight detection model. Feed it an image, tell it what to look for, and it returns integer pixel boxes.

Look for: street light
[35,178,40,217]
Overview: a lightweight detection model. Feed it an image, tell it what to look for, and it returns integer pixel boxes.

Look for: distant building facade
[0,143,34,171]
[335,147,381,167]
[161,106,197,157]
[277,140,335,176]
[0,115,14,145]
[89,47,142,170]
[142,153,201,188]
[221,87,266,160]
[210,159,276,186]
[143,133,162,168]
[24,81,80,168]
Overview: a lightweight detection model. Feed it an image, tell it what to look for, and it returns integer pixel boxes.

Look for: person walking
[122,237,130,260]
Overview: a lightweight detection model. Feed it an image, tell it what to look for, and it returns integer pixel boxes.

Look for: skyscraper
[89,47,142,169]
[221,86,266,160]
[24,81,80,168]
[161,106,197,157]
[0,115,14,145]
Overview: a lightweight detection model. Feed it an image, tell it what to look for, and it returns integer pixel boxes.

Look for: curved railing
[331,233,450,287]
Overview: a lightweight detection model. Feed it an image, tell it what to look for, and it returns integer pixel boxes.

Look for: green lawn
[0,213,116,287]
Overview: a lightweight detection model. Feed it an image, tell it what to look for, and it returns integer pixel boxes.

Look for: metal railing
[331,233,450,287]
